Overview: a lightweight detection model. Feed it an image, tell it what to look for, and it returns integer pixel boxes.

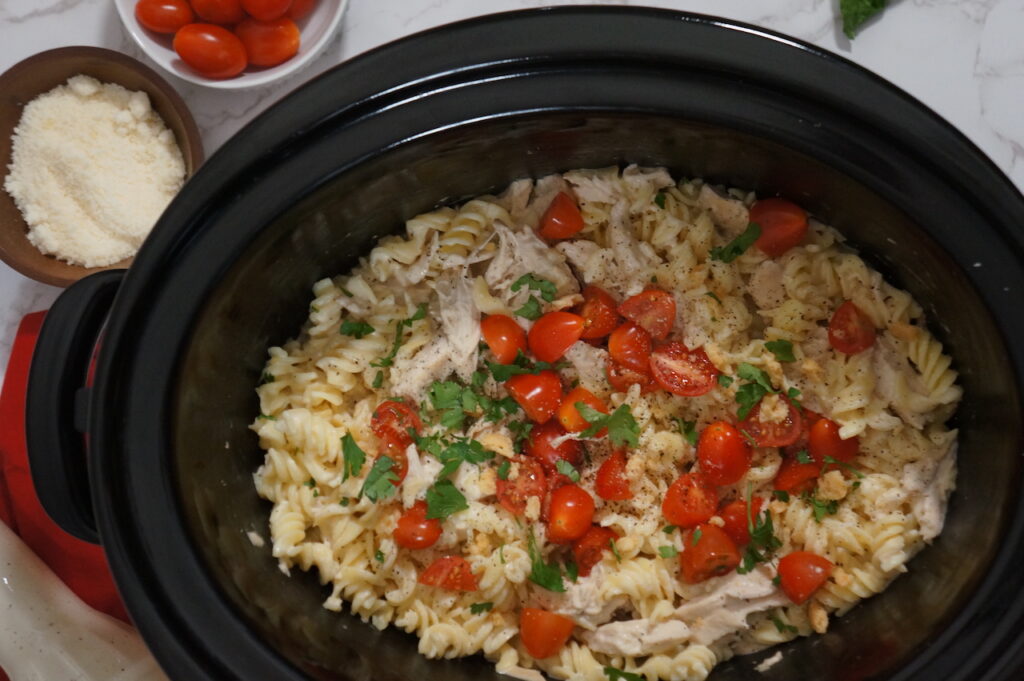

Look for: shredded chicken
[584,619,691,657]
[748,260,787,310]
[485,222,579,304]
[673,565,788,645]
[563,342,613,397]
[697,184,750,236]
[436,269,480,383]
[401,443,441,508]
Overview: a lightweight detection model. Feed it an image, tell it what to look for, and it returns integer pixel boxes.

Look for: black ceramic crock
[25,8,1024,681]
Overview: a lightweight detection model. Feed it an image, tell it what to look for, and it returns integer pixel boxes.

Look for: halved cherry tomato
[525,420,581,474]
[773,457,820,494]
[135,0,194,33]
[173,24,248,79]
[595,449,632,500]
[234,16,300,67]
[777,551,833,604]
[618,289,676,341]
[418,556,478,591]
[496,457,546,516]
[828,301,876,354]
[783,408,823,458]
[649,342,719,397]
[547,485,595,543]
[557,386,608,434]
[719,497,765,546]
[662,472,718,528]
[393,500,442,549]
[572,526,618,577]
[241,0,292,21]
[578,285,620,340]
[288,0,317,19]
[481,314,527,364]
[190,0,245,24]
[608,322,652,373]
[606,360,657,394]
[520,608,575,658]
[697,421,752,486]
[808,417,859,465]
[538,192,584,240]
[739,397,803,448]
[750,198,809,258]
[506,370,563,423]
[372,400,422,449]
[679,523,741,583]
[529,311,585,363]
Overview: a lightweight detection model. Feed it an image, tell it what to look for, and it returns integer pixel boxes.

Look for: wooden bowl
[0,46,203,288]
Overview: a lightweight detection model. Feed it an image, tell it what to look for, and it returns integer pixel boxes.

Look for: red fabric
[0,311,129,630]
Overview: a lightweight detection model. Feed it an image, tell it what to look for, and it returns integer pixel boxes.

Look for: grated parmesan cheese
[4,75,186,268]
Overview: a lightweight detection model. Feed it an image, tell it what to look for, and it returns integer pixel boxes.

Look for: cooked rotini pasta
[252,166,959,681]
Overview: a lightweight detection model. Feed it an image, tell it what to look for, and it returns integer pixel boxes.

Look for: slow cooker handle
[25,270,125,544]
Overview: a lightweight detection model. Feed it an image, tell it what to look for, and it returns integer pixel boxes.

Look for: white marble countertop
[1,0,1022,376]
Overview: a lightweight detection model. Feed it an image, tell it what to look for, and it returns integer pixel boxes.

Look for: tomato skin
[496,457,547,516]
[595,449,632,500]
[608,322,652,373]
[679,524,741,583]
[606,360,657,394]
[539,192,585,240]
[572,526,618,577]
[173,24,248,78]
[808,417,859,465]
[418,556,479,591]
[662,473,718,528]
[190,0,245,24]
[649,342,720,397]
[774,457,820,494]
[828,301,876,354]
[777,551,833,604]
[135,0,194,33]
[241,0,292,21]
[739,397,803,448]
[719,497,765,546]
[520,608,575,658]
[234,16,300,67]
[618,289,676,341]
[547,485,595,543]
[481,314,527,364]
[557,386,608,434]
[372,400,422,449]
[529,311,585,363]
[578,286,620,340]
[288,0,317,19]
[506,370,563,423]
[697,421,752,486]
[525,420,582,474]
[750,198,809,258]
[393,500,442,549]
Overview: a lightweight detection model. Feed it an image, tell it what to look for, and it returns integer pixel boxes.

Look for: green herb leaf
[654,192,666,209]
[823,455,865,479]
[360,456,399,502]
[470,602,493,614]
[426,479,469,519]
[507,420,534,449]
[471,370,487,388]
[802,492,839,523]
[765,339,796,363]
[604,667,644,681]
[375,550,385,563]
[340,319,375,339]
[258,371,275,385]
[674,418,699,447]
[705,290,722,304]
[341,433,366,482]
[662,525,677,535]
[710,222,762,263]
[496,460,511,480]
[577,403,639,448]
[738,483,781,574]
[339,287,354,297]
[515,296,544,321]
[340,497,350,507]
[565,557,579,582]
[372,371,384,389]
[257,413,278,421]
[499,544,506,564]
[512,274,557,303]
[840,0,887,39]
[772,490,791,502]
[487,351,558,382]
[527,530,565,592]
[434,438,495,479]
[735,383,768,421]
[737,363,775,392]
[718,374,734,388]
[555,459,581,482]
[795,449,813,464]
[303,478,316,488]
[609,538,622,562]
[371,303,427,368]
[691,527,703,546]
[772,614,798,634]
[658,545,679,558]
[772,574,781,586]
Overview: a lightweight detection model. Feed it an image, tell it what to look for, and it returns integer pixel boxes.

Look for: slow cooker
[25,8,1024,681]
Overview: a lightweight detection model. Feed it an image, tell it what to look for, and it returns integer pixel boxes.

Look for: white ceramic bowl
[113,0,348,89]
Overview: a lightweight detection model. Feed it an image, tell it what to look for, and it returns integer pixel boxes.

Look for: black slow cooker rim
[86,7,1024,681]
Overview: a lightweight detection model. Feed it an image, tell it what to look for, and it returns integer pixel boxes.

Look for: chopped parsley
[662,525,678,535]
[487,351,562,382]
[786,386,802,408]
[773,490,791,502]
[371,303,427,368]
[375,550,385,563]
[604,667,644,681]
[555,459,581,482]
[654,192,667,209]
[795,449,813,464]
[803,492,839,523]
[674,418,699,447]
[258,371,275,385]
[339,287,354,297]
[372,371,384,388]
[426,480,469,519]
[609,538,622,562]
[527,530,565,592]
[733,362,787,420]
[691,527,703,546]
[765,339,796,363]
[705,290,722,304]
[360,456,399,502]
[565,557,579,582]
[772,614,798,634]
[709,222,762,263]
[822,455,865,479]
[515,296,543,320]
[718,374,734,388]
[737,483,781,574]
[496,460,511,480]
[840,0,887,38]
[512,274,557,302]
[658,545,679,558]
[339,497,350,507]
[340,319,375,338]
[341,433,366,482]
[470,602,494,614]
[434,438,495,479]
[257,413,277,421]
[426,379,519,430]
[303,478,316,488]
[577,403,639,448]
[507,420,534,449]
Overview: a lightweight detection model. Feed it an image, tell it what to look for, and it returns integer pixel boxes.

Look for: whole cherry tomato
[648,342,720,397]
[529,311,585,363]
[557,386,608,434]
[697,421,751,486]
[572,525,618,577]
[750,198,809,258]
[190,0,245,24]
[595,449,632,500]
[719,497,765,546]
[520,608,575,658]
[773,456,820,494]
[777,551,833,604]
[173,24,248,79]
[547,484,595,543]
[808,417,859,465]
[506,370,563,423]
[608,322,652,373]
[538,192,584,240]
[662,472,718,528]
[496,456,546,516]
[288,0,317,19]
[578,285,620,340]
[418,556,479,591]
[525,420,581,474]
[828,301,876,354]
[481,314,527,364]
[393,500,442,549]
[618,289,676,341]
[606,360,657,394]
[234,16,300,67]
[241,0,292,21]
[135,0,194,33]
[679,523,741,583]
[739,397,803,448]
